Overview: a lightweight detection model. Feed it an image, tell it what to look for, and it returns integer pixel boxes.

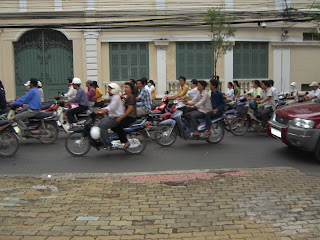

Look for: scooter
[154,102,225,147]
[65,113,148,156]
[0,119,19,157]
[9,107,59,144]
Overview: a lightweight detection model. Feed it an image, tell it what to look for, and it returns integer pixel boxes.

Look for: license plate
[271,127,281,138]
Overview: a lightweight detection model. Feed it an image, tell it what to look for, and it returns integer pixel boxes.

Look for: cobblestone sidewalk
[0,167,320,240]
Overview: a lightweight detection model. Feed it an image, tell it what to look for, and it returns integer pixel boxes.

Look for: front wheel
[124,130,147,154]
[0,130,19,157]
[154,125,177,147]
[65,132,91,156]
[229,117,249,136]
[39,122,59,144]
[206,122,225,144]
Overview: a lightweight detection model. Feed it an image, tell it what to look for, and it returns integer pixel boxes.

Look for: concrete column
[55,0,62,11]
[224,48,233,92]
[87,0,95,10]
[83,30,100,82]
[156,0,165,10]
[154,40,169,98]
[225,0,233,10]
[273,48,290,93]
[19,0,27,12]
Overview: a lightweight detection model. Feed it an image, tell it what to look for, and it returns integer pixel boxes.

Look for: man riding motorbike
[95,83,124,147]
[257,80,275,129]
[184,80,212,137]
[10,78,42,137]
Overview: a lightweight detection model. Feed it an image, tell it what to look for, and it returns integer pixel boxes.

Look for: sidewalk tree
[204,7,236,78]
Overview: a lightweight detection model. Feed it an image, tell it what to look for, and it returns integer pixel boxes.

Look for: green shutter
[110,43,149,81]
[233,42,268,79]
[176,42,213,79]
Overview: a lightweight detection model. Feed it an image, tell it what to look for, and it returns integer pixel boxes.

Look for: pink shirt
[87,87,96,101]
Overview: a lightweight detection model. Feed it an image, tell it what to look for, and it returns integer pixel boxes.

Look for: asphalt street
[0,130,319,176]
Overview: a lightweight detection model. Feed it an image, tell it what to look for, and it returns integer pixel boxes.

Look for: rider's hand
[116,117,122,122]
[213,109,219,114]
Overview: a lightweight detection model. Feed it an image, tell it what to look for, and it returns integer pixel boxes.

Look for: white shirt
[145,85,155,94]
[64,85,77,100]
[263,87,275,109]
[248,88,254,94]
[104,94,124,117]
[308,88,320,102]
[271,86,279,102]
[186,87,200,101]
[226,88,234,101]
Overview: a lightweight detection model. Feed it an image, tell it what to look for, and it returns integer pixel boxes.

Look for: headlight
[291,118,315,129]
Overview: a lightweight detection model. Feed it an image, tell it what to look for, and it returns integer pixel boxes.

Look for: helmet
[37,81,42,87]
[249,100,258,110]
[108,83,121,95]
[72,77,81,85]
[24,81,30,87]
[239,96,246,102]
[90,126,101,140]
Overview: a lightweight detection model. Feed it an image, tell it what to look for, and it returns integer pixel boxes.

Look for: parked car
[267,102,320,161]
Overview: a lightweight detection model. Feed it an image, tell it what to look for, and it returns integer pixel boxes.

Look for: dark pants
[94,101,104,108]
[66,105,88,124]
[98,117,119,146]
[261,106,273,128]
[113,116,136,143]
[205,111,222,131]
[184,109,206,132]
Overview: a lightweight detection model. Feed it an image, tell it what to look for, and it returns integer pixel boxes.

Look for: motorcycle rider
[170,76,189,100]
[95,83,124,147]
[183,79,199,102]
[63,77,77,100]
[185,80,212,137]
[65,78,90,126]
[136,78,152,116]
[269,79,279,105]
[204,79,225,136]
[247,80,263,101]
[257,80,275,129]
[86,80,96,107]
[10,78,42,137]
[304,82,320,102]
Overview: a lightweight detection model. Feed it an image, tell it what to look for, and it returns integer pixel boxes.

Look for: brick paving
[0,167,320,240]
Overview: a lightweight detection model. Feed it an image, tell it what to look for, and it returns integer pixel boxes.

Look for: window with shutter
[233,42,268,79]
[109,43,149,81]
[176,42,213,79]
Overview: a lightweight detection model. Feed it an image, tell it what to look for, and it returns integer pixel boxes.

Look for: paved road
[0,131,319,176]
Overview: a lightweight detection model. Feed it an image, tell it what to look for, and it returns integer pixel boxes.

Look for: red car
[267,102,320,160]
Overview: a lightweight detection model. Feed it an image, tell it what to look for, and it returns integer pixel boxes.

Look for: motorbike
[0,119,19,157]
[65,113,148,156]
[229,101,273,136]
[9,107,59,144]
[154,102,225,147]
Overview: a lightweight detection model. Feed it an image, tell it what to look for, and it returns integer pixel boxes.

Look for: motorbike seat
[31,112,53,119]
[0,119,13,126]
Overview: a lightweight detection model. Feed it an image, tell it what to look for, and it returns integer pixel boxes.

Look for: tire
[38,122,59,144]
[65,132,91,157]
[206,122,225,144]
[154,125,177,147]
[0,130,19,157]
[124,130,147,154]
[229,116,249,136]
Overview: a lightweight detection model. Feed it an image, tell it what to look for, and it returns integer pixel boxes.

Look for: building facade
[0,0,319,101]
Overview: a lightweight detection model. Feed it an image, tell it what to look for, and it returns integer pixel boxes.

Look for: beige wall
[291,46,320,91]
[166,42,176,80]
[149,42,157,82]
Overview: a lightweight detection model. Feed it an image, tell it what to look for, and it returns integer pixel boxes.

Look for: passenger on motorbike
[182,79,199,102]
[247,80,263,101]
[113,82,137,148]
[136,78,152,116]
[10,78,42,137]
[257,80,275,129]
[204,79,225,136]
[95,83,124,147]
[64,78,90,126]
[184,80,212,137]
[269,80,279,105]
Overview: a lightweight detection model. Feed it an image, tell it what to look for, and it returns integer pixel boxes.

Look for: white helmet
[108,83,121,95]
[90,126,101,140]
[24,80,30,87]
[37,81,42,87]
[72,77,81,85]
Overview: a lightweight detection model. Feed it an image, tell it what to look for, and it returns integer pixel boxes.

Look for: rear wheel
[229,117,249,136]
[39,122,59,144]
[124,131,147,154]
[206,122,225,144]
[154,125,177,147]
[0,130,19,157]
[65,132,91,156]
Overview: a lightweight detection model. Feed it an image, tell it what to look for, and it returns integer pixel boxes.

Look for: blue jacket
[13,87,42,110]
[211,90,225,114]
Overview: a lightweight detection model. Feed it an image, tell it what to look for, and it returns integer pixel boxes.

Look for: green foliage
[204,7,236,76]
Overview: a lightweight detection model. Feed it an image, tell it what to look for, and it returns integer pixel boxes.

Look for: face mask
[148,83,151,86]
[290,86,296,92]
